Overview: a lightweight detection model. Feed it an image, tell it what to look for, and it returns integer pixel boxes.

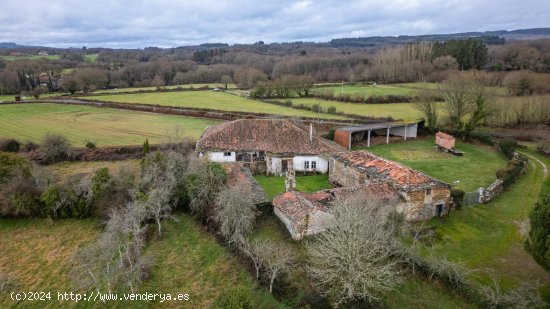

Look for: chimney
[309,123,313,143]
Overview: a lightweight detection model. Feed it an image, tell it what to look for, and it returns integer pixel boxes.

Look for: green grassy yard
[425,148,550,297]
[363,138,507,191]
[0,103,220,146]
[82,91,346,120]
[254,174,331,200]
[290,97,425,121]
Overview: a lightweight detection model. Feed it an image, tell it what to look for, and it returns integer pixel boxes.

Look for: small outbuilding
[436,131,456,150]
[329,151,451,221]
[333,121,419,150]
[273,183,400,240]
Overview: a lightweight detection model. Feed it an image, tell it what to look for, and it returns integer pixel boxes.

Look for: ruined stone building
[273,184,399,240]
[196,119,344,175]
[329,151,451,221]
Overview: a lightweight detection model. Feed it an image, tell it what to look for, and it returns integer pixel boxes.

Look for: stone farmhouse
[196,119,345,175]
[273,183,399,240]
[329,151,451,221]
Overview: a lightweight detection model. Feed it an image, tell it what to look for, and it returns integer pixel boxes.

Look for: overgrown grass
[290,97,426,121]
[48,160,140,182]
[362,138,507,192]
[0,103,220,146]
[139,214,282,308]
[83,91,347,120]
[254,174,330,200]
[0,218,100,308]
[0,215,283,308]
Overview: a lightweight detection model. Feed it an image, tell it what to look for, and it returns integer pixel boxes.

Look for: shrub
[283,99,292,107]
[467,131,494,145]
[22,141,39,152]
[450,189,465,210]
[0,139,20,152]
[0,153,31,185]
[496,158,527,189]
[327,106,337,114]
[525,195,550,270]
[498,139,518,159]
[0,179,41,217]
[41,175,92,219]
[537,141,550,156]
[212,287,252,309]
[39,134,72,163]
[85,141,96,149]
[322,128,335,141]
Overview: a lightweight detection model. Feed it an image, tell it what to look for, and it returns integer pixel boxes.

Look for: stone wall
[404,188,450,221]
[478,178,504,204]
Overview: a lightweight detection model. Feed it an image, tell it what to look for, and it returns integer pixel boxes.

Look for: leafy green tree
[142,139,150,156]
[526,195,550,270]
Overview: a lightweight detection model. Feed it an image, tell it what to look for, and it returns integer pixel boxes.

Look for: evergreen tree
[526,195,550,270]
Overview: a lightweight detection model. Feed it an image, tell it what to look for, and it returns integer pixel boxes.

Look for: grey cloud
[0,0,548,48]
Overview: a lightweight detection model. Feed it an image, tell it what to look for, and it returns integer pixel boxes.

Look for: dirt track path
[519,151,548,179]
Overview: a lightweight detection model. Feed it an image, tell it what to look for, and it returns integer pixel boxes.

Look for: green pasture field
[92,83,237,94]
[313,82,507,97]
[0,103,221,146]
[254,174,330,200]
[311,83,414,97]
[82,91,347,120]
[364,138,507,192]
[84,53,98,62]
[0,55,61,61]
[290,97,425,121]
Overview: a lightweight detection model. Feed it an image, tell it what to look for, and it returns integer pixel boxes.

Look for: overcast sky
[0,0,548,48]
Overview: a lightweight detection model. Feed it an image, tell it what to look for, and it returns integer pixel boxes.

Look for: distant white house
[38,51,49,56]
[196,119,345,175]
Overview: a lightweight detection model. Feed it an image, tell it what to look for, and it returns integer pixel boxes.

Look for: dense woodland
[1,37,550,96]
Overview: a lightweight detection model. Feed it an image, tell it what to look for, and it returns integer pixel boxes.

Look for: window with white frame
[223,152,232,157]
[304,161,310,169]
[311,160,317,169]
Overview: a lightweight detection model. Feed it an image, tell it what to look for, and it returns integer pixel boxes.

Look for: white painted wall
[267,156,283,175]
[207,151,236,163]
[293,156,328,173]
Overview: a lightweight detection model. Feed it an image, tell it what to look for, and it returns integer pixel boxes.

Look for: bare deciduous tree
[239,238,264,280]
[256,240,295,293]
[214,184,257,246]
[306,193,402,305]
[414,89,440,132]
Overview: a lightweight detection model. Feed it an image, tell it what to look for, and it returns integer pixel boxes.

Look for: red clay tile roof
[332,151,449,190]
[224,165,269,204]
[325,184,399,203]
[196,119,345,155]
[273,191,328,223]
